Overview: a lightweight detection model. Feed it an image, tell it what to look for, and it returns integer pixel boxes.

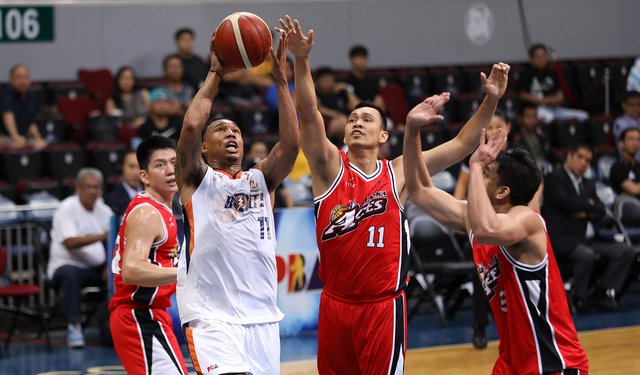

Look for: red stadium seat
[57,95,99,144]
[78,68,113,112]
[378,83,409,127]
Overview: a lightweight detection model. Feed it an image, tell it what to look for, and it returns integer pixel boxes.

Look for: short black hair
[349,45,368,58]
[528,43,547,57]
[623,90,640,102]
[201,115,239,140]
[519,103,538,116]
[352,101,386,130]
[136,135,176,170]
[175,27,194,41]
[315,66,335,79]
[495,148,542,206]
[620,127,640,141]
[163,54,182,71]
[568,143,592,155]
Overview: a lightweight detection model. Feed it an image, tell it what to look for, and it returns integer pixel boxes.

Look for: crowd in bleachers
[2,28,640,347]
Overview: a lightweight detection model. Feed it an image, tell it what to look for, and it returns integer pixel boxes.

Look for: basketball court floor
[1,293,639,374]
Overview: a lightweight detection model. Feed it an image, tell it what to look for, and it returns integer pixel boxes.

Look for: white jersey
[177,167,284,325]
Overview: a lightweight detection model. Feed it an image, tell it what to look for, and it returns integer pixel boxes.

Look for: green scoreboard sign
[0,6,54,43]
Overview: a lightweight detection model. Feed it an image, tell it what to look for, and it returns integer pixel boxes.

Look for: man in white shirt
[48,168,113,347]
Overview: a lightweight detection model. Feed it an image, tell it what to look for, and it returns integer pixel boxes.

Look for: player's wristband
[209,69,222,79]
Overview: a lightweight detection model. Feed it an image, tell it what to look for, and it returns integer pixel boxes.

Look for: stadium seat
[595,154,617,183]
[574,61,605,113]
[78,68,113,112]
[462,65,492,94]
[87,142,126,180]
[88,115,119,142]
[1,149,44,184]
[398,68,429,107]
[378,83,409,126]
[421,125,447,150]
[234,103,272,136]
[551,119,588,149]
[587,115,615,151]
[430,67,464,96]
[45,143,86,181]
[456,93,482,121]
[605,58,634,110]
[498,93,520,122]
[35,116,67,144]
[552,61,580,107]
[57,95,99,144]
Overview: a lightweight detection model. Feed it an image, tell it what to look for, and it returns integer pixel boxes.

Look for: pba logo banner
[274,207,323,336]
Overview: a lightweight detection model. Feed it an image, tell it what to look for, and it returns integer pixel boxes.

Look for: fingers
[308,29,314,45]
[478,128,486,146]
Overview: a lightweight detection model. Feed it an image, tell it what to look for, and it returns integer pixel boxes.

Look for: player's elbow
[120,264,139,285]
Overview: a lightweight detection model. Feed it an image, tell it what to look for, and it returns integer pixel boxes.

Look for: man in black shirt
[610,127,640,197]
[344,45,385,111]
[517,44,588,123]
[137,88,182,142]
[174,28,208,92]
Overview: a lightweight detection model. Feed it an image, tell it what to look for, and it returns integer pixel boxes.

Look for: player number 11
[366,226,385,248]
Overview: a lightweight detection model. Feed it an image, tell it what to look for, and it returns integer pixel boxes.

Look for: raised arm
[466,129,542,247]
[403,97,467,232]
[422,63,510,175]
[119,206,177,287]
[280,15,340,191]
[256,31,300,192]
[176,32,228,201]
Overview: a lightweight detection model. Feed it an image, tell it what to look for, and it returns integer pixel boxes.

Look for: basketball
[213,12,272,70]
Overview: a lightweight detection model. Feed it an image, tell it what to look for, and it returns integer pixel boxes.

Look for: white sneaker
[67,323,85,348]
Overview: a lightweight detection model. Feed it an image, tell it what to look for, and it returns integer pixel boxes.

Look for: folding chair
[0,245,51,355]
[406,203,475,324]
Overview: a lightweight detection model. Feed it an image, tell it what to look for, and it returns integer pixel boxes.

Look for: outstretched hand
[469,128,507,168]
[278,15,314,59]
[405,93,450,129]
[481,62,510,100]
[271,29,290,82]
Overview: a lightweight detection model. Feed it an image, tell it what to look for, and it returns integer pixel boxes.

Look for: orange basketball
[213,12,272,70]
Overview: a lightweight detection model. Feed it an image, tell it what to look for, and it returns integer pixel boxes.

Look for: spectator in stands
[454,109,512,200]
[315,66,359,137]
[512,103,554,170]
[627,57,640,93]
[137,88,182,142]
[0,64,47,150]
[105,149,142,217]
[174,27,208,92]
[161,54,194,116]
[242,140,269,170]
[344,45,385,110]
[610,128,640,197]
[543,143,634,312]
[517,44,588,124]
[265,57,295,117]
[105,66,150,128]
[243,140,294,208]
[47,168,113,347]
[613,91,640,158]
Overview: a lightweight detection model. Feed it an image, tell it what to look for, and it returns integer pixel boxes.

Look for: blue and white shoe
[67,323,85,348]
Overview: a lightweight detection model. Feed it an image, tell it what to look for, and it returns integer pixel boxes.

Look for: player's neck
[208,161,242,176]
[144,187,174,208]
[346,148,380,175]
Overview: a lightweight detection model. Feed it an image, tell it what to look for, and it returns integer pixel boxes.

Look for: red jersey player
[404,120,589,374]
[280,15,509,374]
[109,135,187,375]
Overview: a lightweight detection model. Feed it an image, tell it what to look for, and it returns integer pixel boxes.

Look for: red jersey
[314,151,409,300]
[471,214,588,375]
[109,193,180,311]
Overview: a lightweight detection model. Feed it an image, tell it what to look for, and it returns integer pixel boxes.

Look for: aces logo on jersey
[321,192,388,241]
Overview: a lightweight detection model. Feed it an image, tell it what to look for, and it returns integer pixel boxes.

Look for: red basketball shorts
[317,290,407,375]
[110,307,187,375]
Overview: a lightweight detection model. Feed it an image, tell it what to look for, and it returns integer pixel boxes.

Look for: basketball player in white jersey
[175,31,299,374]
